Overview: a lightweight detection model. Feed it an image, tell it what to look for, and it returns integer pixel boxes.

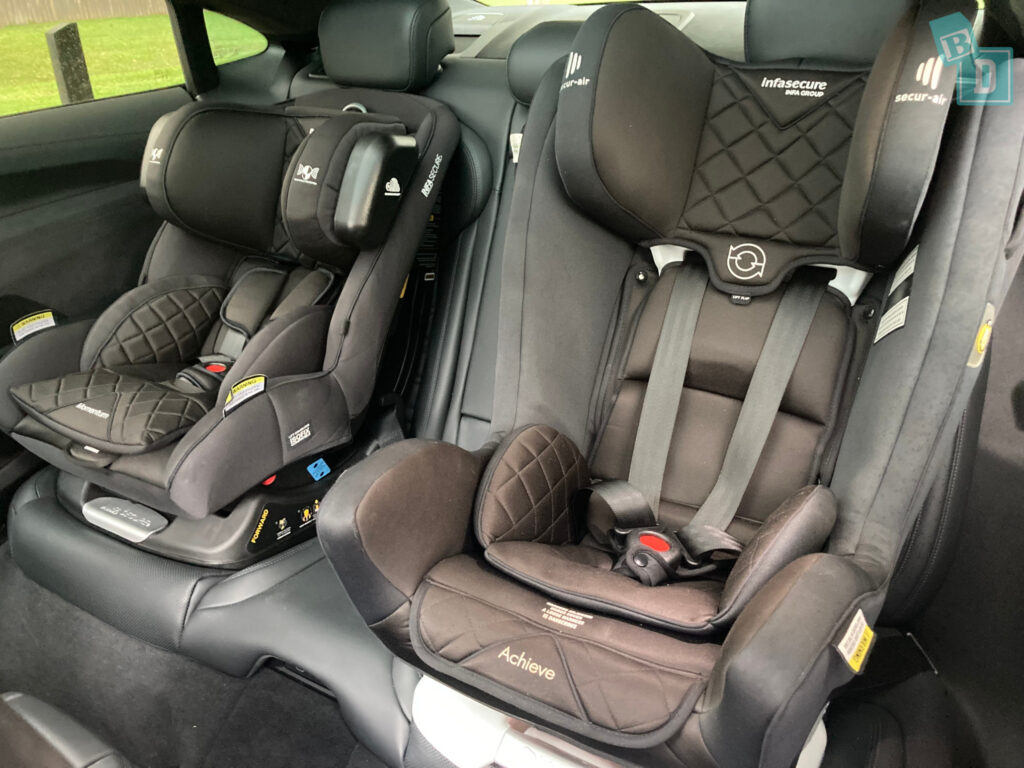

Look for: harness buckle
[612,528,690,586]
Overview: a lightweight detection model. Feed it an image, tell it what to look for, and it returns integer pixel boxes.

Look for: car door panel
[0,87,192,319]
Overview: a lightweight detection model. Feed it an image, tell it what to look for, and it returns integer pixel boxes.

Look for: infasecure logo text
[497,646,556,680]
[761,76,828,97]
[421,154,443,198]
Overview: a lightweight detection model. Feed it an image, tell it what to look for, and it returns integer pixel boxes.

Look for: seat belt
[601,270,826,580]
[627,261,709,513]
[215,268,290,360]
[677,275,826,558]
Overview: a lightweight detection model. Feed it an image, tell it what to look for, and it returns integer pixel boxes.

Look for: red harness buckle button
[638,533,671,552]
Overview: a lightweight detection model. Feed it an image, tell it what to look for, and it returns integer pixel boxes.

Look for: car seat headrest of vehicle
[507,21,582,105]
[744,0,916,67]
[555,2,966,294]
[141,103,294,253]
[281,112,420,266]
[318,0,454,92]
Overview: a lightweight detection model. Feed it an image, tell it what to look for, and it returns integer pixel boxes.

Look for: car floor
[0,547,380,768]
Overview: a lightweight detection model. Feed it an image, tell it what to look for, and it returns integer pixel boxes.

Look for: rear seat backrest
[431,21,581,449]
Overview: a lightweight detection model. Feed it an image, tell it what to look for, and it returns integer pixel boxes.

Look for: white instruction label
[889,246,917,296]
[509,132,523,164]
[874,247,917,344]
[541,602,592,631]
[873,296,910,343]
[835,609,875,674]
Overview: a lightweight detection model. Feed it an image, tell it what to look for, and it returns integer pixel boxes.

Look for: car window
[0,6,265,119]
[205,10,267,66]
[0,3,181,118]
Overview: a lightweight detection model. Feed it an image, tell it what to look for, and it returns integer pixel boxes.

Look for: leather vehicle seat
[0,0,460,521]
[0,692,132,768]
[317,1,1024,766]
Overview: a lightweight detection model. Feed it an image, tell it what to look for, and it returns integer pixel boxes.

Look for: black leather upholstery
[0,692,133,768]
[507,22,580,105]
[7,466,413,768]
[745,0,914,66]
[318,0,454,92]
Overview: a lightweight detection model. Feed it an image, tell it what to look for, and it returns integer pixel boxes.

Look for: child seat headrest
[555,2,970,293]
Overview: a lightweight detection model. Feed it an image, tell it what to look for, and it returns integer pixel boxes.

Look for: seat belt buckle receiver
[613,527,694,586]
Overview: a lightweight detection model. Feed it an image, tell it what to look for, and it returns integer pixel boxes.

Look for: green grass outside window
[0,12,266,117]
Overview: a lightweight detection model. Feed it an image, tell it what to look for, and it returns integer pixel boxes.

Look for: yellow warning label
[223,374,267,415]
[975,321,992,355]
[11,310,55,343]
[968,303,996,369]
[836,609,875,674]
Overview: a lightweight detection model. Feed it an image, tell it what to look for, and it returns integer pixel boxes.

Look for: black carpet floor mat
[0,547,367,768]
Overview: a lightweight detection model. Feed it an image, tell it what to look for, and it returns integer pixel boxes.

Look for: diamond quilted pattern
[678,66,864,246]
[95,285,225,368]
[477,425,590,547]
[11,368,214,454]
[415,557,719,737]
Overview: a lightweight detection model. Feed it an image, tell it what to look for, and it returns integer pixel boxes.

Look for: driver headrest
[318,0,454,92]
[507,21,581,105]
[745,0,915,67]
[140,103,295,253]
[555,3,969,294]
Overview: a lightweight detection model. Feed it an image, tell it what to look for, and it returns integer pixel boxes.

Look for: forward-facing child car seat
[318,1,1024,766]
[0,0,459,521]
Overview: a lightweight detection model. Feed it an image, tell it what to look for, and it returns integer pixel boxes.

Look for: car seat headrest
[141,103,295,253]
[281,112,419,267]
[745,0,915,67]
[508,21,581,105]
[555,2,967,294]
[318,0,454,92]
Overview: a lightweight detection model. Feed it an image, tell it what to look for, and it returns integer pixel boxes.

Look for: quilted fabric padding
[91,285,226,368]
[10,369,215,454]
[485,541,722,633]
[412,556,719,742]
[476,424,590,547]
[677,65,865,247]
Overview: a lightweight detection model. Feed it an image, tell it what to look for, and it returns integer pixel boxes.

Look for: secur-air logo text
[560,51,590,91]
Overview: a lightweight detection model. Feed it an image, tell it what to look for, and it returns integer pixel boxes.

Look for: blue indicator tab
[307,458,331,481]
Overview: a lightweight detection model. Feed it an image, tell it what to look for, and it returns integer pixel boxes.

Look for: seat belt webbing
[680,277,826,556]
[628,262,708,513]
[215,268,290,359]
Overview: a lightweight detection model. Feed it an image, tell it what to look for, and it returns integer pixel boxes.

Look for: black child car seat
[318,1,1024,766]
